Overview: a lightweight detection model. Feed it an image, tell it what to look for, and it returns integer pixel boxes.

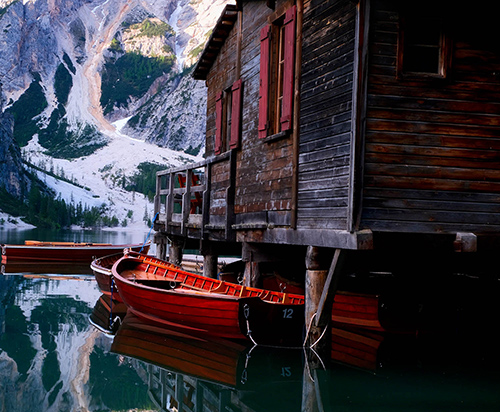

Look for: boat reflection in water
[1,261,92,275]
[99,311,500,412]
[110,313,304,412]
[89,294,128,336]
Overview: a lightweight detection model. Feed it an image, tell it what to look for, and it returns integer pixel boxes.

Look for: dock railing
[154,152,234,239]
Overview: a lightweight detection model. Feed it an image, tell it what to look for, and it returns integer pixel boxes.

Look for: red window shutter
[280,5,296,132]
[215,91,223,155]
[230,79,243,149]
[258,25,271,139]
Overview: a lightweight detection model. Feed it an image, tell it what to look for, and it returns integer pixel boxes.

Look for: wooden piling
[304,247,345,359]
[203,254,218,279]
[169,237,184,266]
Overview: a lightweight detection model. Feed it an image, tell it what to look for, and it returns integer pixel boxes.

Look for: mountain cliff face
[0,0,228,157]
[0,82,29,198]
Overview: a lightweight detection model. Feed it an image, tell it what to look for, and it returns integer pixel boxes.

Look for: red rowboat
[112,251,305,344]
[91,253,126,300]
[1,240,150,264]
[331,290,422,333]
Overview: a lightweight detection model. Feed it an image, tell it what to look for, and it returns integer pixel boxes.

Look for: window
[398,14,451,78]
[259,5,296,139]
[215,79,243,154]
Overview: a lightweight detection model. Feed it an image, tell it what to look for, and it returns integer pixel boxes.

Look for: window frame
[214,79,243,155]
[397,14,452,80]
[258,5,296,140]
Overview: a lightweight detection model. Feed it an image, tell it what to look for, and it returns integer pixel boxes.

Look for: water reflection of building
[147,365,231,412]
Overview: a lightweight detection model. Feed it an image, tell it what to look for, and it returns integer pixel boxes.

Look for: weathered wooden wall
[235,0,295,219]
[297,0,357,230]
[204,1,296,227]
[362,0,500,234]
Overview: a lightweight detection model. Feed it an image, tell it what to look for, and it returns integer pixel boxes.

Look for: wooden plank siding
[361,0,500,234]
[234,1,295,219]
[297,0,357,230]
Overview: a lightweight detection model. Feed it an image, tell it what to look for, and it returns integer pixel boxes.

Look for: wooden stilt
[169,238,184,266]
[154,233,168,260]
[315,248,344,327]
[243,261,260,287]
[203,254,218,279]
[304,246,345,353]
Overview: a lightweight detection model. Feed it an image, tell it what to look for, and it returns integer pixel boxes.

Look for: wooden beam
[348,0,370,231]
[314,248,344,327]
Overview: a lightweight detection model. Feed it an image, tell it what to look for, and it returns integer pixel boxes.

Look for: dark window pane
[404,46,440,73]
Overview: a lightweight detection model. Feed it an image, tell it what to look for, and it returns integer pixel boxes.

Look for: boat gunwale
[112,252,305,305]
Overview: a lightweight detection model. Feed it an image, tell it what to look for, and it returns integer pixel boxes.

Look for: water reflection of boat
[111,313,303,412]
[112,251,304,344]
[325,326,500,411]
[1,240,150,264]
[89,294,128,336]
[1,261,91,275]
[330,322,500,377]
[112,313,247,387]
[331,327,385,372]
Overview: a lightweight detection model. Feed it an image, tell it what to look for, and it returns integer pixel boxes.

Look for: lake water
[1,229,499,411]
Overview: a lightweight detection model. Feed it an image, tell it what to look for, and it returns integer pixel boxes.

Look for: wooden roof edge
[192,3,239,80]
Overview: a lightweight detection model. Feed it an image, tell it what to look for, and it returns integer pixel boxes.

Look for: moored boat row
[90,250,427,344]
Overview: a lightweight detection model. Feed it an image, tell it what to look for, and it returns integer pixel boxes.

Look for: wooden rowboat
[91,253,125,300]
[90,249,202,300]
[112,251,305,344]
[331,290,421,333]
[1,240,150,264]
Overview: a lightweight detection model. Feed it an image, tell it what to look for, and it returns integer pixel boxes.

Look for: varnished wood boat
[1,240,150,264]
[91,253,125,300]
[331,290,420,333]
[90,248,202,300]
[112,251,305,344]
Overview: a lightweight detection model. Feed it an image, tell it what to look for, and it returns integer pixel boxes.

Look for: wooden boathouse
[153,0,500,339]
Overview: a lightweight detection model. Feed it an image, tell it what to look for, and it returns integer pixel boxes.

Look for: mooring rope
[140,212,159,253]
[109,278,114,330]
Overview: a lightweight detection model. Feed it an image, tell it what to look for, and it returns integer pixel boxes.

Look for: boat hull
[114,273,245,339]
[1,241,150,264]
[112,253,305,343]
[91,253,125,300]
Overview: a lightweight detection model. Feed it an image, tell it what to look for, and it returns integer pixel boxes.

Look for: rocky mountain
[0,82,29,199]
[0,0,229,157]
[0,0,231,228]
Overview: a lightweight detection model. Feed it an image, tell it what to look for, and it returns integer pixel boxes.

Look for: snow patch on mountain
[22,122,202,232]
